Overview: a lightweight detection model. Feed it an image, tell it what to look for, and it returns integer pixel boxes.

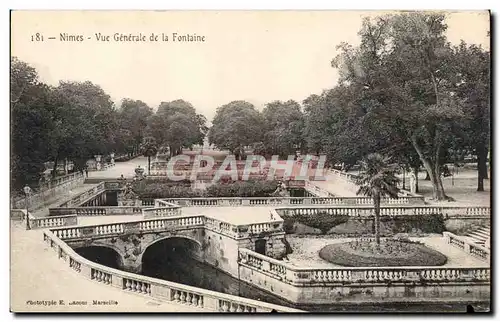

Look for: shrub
[388,214,446,234]
[205,180,278,197]
[132,181,202,199]
[281,212,350,234]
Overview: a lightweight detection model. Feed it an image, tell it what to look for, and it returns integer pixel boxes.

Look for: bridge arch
[73,244,124,269]
[139,236,204,272]
[142,235,202,251]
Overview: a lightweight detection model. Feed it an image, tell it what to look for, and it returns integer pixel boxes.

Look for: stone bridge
[51,214,287,278]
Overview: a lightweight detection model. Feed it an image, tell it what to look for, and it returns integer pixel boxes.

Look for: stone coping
[42,229,303,313]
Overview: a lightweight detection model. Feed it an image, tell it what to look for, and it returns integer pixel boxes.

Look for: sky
[11,11,490,121]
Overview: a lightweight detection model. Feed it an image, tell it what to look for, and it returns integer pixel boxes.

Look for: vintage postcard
[10,10,491,313]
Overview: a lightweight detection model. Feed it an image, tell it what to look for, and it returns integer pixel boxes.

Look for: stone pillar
[121,258,142,274]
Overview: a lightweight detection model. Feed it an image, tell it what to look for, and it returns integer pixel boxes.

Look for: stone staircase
[465,225,490,249]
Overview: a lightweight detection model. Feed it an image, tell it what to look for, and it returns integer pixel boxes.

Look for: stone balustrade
[142,204,183,218]
[275,206,491,218]
[50,215,207,240]
[328,168,358,182]
[443,232,490,262]
[39,172,84,189]
[304,181,335,197]
[58,182,106,208]
[19,210,79,230]
[141,199,155,206]
[10,209,26,220]
[49,212,282,241]
[204,217,239,238]
[49,206,145,217]
[159,195,425,207]
[42,230,302,312]
[238,248,490,286]
[29,214,78,229]
[11,172,85,209]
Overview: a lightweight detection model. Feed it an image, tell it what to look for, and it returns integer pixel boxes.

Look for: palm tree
[355,153,400,245]
[140,136,159,175]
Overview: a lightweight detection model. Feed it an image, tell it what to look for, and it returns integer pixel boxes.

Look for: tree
[450,42,490,191]
[333,12,472,200]
[148,100,207,156]
[209,101,264,159]
[140,136,159,174]
[355,153,400,245]
[52,81,118,174]
[11,57,57,188]
[262,100,305,157]
[303,86,384,169]
[118,99,153,156]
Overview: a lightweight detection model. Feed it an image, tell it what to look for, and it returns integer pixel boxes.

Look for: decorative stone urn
[134,166,145,180]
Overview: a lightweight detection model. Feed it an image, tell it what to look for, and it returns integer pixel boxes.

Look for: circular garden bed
[318,239,448,267]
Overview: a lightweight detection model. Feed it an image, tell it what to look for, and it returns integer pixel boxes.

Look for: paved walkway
[10,222,210,312]
[89,157,148,179]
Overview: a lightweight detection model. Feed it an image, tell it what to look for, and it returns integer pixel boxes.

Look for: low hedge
[282,212,446,235]
[205,180,278,197]
[282,213,350,234]
[132,180,279,199]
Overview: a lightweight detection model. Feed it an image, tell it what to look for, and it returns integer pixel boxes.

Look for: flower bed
[318,239,448,267]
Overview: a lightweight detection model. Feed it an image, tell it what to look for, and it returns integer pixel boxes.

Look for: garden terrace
[239,248,490,285]
[237,248,490,305]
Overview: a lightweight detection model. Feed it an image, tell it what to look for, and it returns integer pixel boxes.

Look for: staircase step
[475,228,490,235]
[468,231,490,239]
[466,234,488,242]
[464,237,486,246]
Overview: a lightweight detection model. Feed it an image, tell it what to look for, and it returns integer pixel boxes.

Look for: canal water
[140,250,490,313]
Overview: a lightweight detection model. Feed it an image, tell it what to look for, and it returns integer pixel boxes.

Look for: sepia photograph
[9,9,491,313]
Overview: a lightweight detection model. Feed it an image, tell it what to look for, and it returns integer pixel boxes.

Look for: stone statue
[122,182,138,200]
[118,182,140,206]
[271,181,290,197]
[410,172,416,194]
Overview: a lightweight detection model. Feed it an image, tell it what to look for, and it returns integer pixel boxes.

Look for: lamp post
[23,185,32,230]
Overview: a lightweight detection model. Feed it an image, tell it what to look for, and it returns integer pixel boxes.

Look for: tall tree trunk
[373,192,381,245]
[413,166,419,193]
[410,135,448,200]
[477,141,488,191]
[424,171,430,181]
[52,156,59,179]
[148,156,151,175]
[402,167,406,190]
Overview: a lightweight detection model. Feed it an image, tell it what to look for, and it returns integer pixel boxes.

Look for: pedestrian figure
[85,168,88,178]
